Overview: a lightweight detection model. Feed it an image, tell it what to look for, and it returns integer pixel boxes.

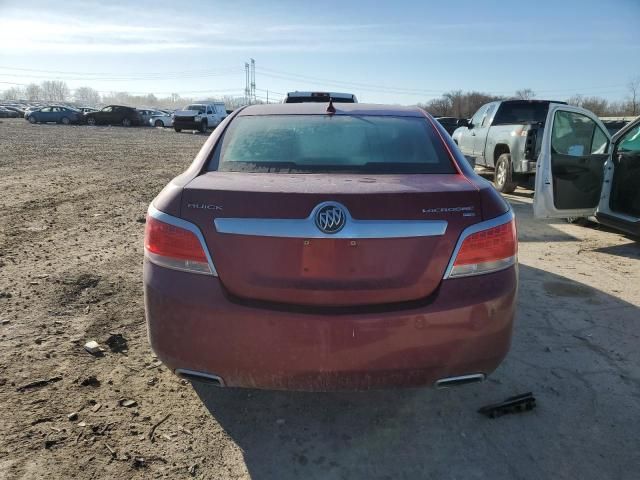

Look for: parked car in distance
[2,105,26,116]
[173,103,227,132]
[534,105,640,237]
[601,119,630,136]
[77,107,99,114]
[0,106,21,118]
[84,105,141,127]
[149,110,173,127]
[25,105,83,124]
[144,102,518,391]
[284,91,358,103]
[452,100,567,193]
[137,108,165,126]
[435,116,465,135]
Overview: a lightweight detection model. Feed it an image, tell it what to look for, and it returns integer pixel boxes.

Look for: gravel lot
[0,118,639,479]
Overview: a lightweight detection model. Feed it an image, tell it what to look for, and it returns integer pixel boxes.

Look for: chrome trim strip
[442,209,516,279]
[175,368,225,387]
[435,373,486,389]
[147,204,218,276]
[214,201,448,239]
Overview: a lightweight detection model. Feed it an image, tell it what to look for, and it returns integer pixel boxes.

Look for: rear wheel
[199,120,208,133]
[495,154,517,194]
[122,117,132,127]
[28,116,37,124]
[87,117,96,126]
[60,116,70,125]
[154,120,163,128]
[174,127,182,132]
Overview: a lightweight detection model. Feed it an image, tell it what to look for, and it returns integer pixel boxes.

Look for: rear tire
[61,117,70,125]
[199,120,207,133]
[87,117,96,126]
[122,117,132,127]
[154,120,163,128]
[174,127,182,132]
[494,153,517,194]
[28,116,37,124]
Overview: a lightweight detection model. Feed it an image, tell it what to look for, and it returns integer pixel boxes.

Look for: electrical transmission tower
[250,58,256,104]
[244,62,250,105]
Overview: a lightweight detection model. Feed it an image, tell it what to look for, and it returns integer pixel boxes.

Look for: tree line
[418,79,640,118]
[0,81,247,109]
[2,78,639,117]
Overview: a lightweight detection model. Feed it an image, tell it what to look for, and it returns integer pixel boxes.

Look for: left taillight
[447,217,517,278]
[144,215,213,275]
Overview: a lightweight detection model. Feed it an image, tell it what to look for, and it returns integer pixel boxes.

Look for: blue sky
[1,0,638,104]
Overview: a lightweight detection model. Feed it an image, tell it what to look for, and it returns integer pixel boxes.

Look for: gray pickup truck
[452,100,565,193]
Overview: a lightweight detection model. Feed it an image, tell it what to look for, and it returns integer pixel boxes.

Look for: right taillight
[144,216,213,275]
[448,218,517,278]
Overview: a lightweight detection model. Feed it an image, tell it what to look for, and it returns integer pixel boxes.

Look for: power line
[256,66,629,97]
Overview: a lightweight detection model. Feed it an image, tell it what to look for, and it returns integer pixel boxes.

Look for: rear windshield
[493,102,551,125]
[186,105,206,113]
[208,115,455,174]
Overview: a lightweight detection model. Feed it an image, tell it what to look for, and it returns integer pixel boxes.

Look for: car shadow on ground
[192,264,640,480]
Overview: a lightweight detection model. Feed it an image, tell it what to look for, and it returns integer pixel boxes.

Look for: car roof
[237,103,426,118]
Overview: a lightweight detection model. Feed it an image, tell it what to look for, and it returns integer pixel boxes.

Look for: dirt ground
[0,118,639,480]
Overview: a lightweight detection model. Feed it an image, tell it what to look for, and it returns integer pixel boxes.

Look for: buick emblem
[315,205,346,234]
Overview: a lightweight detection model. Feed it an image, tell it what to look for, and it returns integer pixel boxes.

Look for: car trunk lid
[181,172,480,307]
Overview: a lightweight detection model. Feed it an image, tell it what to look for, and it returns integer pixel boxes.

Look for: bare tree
[566,94,584,107]
[628,76,640,116]
[418,97,452,117]
[581,97,609,116]
[40,80,70,102]
[514,88,535,100]
[74,87,101,105]
[2,87,24,100]
[25,83,43,101]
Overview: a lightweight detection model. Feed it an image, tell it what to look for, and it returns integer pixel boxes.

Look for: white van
[173,102,228,133]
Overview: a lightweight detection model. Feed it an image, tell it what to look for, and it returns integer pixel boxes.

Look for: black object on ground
[478,392,536,418]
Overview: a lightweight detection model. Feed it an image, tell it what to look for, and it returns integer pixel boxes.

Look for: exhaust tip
[435,373,486,389]
[175,368,225,387]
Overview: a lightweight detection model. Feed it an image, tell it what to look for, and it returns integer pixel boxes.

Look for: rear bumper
[144,261,517,391]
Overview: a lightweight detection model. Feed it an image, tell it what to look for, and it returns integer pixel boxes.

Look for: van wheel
[495,154,517,194]
[199,120,208,133]
[174,127,182,132]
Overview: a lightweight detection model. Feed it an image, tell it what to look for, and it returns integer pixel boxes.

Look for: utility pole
[244,62,250,105]
[266,90,269,104]
[250,58,256,104]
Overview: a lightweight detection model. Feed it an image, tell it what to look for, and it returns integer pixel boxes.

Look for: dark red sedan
[144,103,517,391]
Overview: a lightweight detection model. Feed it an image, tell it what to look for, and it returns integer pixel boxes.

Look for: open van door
[533,104,611,219]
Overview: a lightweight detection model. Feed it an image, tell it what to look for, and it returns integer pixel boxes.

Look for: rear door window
[209,115,455,174]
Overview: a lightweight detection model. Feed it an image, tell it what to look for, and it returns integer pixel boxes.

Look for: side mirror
[458,118,470,128]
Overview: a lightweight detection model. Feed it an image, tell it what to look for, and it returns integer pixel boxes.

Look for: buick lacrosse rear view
[143,103,518,391]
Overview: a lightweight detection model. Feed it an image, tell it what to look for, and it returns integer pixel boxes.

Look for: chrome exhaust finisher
[435,373,486,389]
[175,368,225,387]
